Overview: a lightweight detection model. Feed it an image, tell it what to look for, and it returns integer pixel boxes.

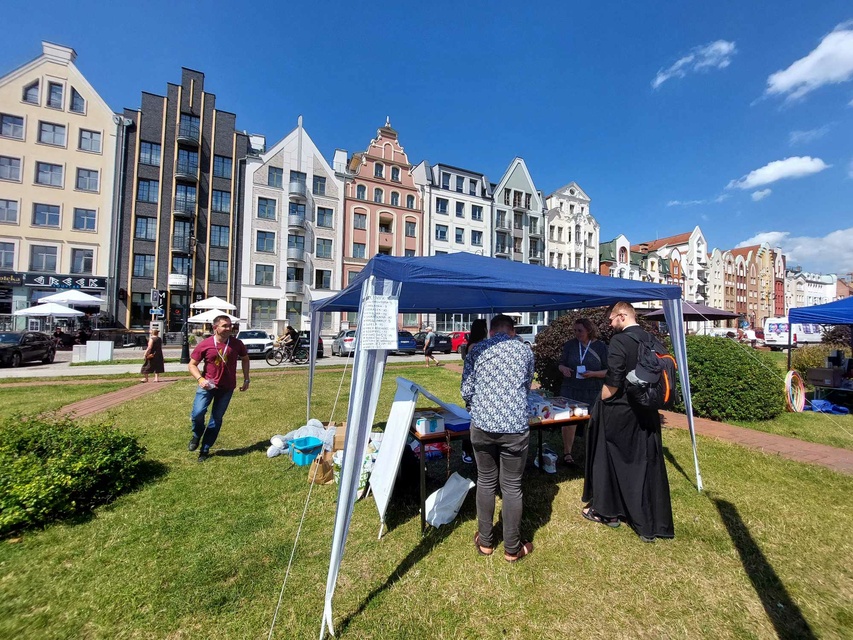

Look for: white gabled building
[239,117,343,336]
[491,158,545,266]
[544,181,599,273]
[631,226,709,303]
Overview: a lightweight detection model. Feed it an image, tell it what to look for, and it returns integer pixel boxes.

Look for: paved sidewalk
[57,380,178,418]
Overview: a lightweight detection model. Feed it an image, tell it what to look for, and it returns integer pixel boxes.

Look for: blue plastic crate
[291,436,323,466]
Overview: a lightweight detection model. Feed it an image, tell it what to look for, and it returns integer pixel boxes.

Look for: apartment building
[0,42,118,330]
[114,68,249,332]
[785,269,836,311]
[491,158,545,267]
[239,117,343,334]
[544,181,599,273]
[631,227,708,302]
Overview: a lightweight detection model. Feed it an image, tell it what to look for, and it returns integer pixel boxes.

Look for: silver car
[331,330,356,357]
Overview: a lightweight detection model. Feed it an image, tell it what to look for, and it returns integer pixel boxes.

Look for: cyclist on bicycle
[277,325,300,362]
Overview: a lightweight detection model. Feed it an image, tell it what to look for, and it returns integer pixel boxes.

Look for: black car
[0,331,56,367]
[298,330,324,358]
[412,331,453,354]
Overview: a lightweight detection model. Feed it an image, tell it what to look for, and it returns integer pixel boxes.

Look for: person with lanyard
[557,317,608,466]
[187,315,250,462]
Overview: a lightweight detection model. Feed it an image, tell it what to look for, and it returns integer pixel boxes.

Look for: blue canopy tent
[790,296,853,326]
[307,253,702,637]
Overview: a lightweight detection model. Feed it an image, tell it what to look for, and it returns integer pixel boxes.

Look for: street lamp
[179,231,195,364]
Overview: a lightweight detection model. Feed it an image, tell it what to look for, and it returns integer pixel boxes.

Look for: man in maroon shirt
[187,315,251,462]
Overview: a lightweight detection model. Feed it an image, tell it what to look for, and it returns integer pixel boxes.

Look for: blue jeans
[190,386,234,451]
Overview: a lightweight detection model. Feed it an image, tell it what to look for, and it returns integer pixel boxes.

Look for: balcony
[285,280,303,294]
[176,126,199,147]
[288,214,306,229]
[171,236,192,253]
[289,180,307,199]
[495,220,509,231]
[173,199,196,218]
[378,231,394,248]
[528,227,542,238]
[175,162,198,182]
[512,201,527,212]
[495,245,510,257]
[287,247,305,262]
[167,273,188,290]
[529,249,543,259]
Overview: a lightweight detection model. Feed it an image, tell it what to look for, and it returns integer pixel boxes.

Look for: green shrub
[0,414,147,536]
[678,335,784,422]
[791,344,851,377]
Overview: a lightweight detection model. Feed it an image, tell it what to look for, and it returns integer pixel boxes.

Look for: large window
[210,225,229,248]
[406,194,415,209]
[0,199,18,224]
[178,114,200,140]
[70,248,93,274]
[290,170,306,187]
[30,245,57,272]
[436,198,448,214]
[469,179,478,196]
[256,231,275,253]
[268,166,283,188]
[390,192,399,206]
[257,197,276,219]
[36,162,63,186]
[456,176,464,192]
[316,238,332,259]
[317,207,333,227]
[356,185,366,200]
[135,217,156,240]
[441,172,450,189]
[211,189,230,213]
[435,224,448,242]
[455,228,464,244]
[209,260,228,283]
[47,82,63,109]
[69,88,85,113]
[313,175,326,195]
[0,242,13,269]
[286,266,304,283]
[73,208,96,231]
[471,230,483,246]
[391,167,401,182]
[352,243,366,259]
[353,213,367,229]
[405,221,416,237]
[456,202,465,218]
[374,163,384,178]
[472,205,483,221]
[1,114,24,140]
[288,234,305,250]
[174,184,195,212]
[130,292,152,329]
[373,188,383,204]
[137,179,159,203]
[251,299,277,329]
[32,203,60,227]
[38,122,66,146]
[255,264,274,286]
[0,156,21,181]
[213,155,232,178]
[289,202,305,218]
[177,148,198,175]
[76,168,99,192]
[315,269,331,289]
[404,249,415,257]
[79,129,101,153]
[171,256,190,276]
[139,141,161,166]
[347,271,361,285]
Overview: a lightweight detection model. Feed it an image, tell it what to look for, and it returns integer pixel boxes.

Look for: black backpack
[624,331,679,410]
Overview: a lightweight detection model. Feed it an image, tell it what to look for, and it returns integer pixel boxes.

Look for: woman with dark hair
[557,317,608,465]
[461,318,489,464]
[140,328,165,383]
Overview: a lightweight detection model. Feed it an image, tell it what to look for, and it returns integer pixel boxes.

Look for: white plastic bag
[425,472,475,527]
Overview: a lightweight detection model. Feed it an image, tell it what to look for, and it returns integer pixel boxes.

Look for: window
[347,271,361,285]
[317,207,333,227]
[529,219,539,235]
[268,166,283,188]
[455,228,464,244]
[257,197,276,219]
[456,176,464,192]
[174,184,195,212]
[373,188,383,204]
[172,220,190,251]
[315,269,331,289]
[471,205,483,221]
[79,129,101,152]
[353,213,367,229]
[73,208,96,231]
[352,242,366,259]
[30,245,57,272]
[356,185,366,200]
[456,202,465,218]
[313,175,326,195]
[69,88,85,113]
[406,194,415,209]
[404,249,415,257]
[0,156,21,181]
[36,162,63,187]
[289,202,306,218]
[405,221,416,237]
[441,172,450,189]
[23,81,39,104]
[47,82,63,108]
[435,224,448,242]
[0,199,18,224]
[286,266,303,283]
[76,168,99,191]
[390,192,400,206]
[0,242,13,269]
[316,238,332,259]
[211,190,231,213]
[290,170,306,187]
[209,260,228,283]
[514,237,523,253]
[1,114,24,139]
[139,141,161,166]
[514,213,523,230]
[374,163,384,178]
[210,225,229,248]
[38,122,66,146]
[256,231,275,253]
[133,254,155,278]
[469,179,477,196]
[135,217,156,240]
[137,179,159,203]
[378,220,392,233]
[33,203,60,227]
[436,198,448,214]
[70,248,93,274]
[213,155,232,178]
[171,256,190,276]
[178,113,200,140]
[255,264,274,286]
[251,299,277,327]
[391,167,400,182]
[472,230,483,246]
[288,234,305,250]
[496,210,507,229]
[177,148,198,175]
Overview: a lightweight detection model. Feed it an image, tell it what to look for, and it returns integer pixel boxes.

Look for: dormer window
[23,81,39,104]
[47,82,63,109]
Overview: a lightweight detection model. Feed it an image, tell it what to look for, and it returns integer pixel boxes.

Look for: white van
[763,317,823,350]
[514,324,547,345]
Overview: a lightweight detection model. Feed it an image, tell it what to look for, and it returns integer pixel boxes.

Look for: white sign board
[359,295,398,351]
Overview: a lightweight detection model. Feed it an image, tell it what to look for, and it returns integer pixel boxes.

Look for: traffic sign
[150,288,161,306]
[149,308,165,317]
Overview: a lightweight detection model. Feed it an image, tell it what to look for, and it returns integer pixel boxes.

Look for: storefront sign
[0,272,24,287]
[22,273,107,290]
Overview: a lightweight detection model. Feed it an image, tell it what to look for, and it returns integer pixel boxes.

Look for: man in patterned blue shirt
[461,314,535,562]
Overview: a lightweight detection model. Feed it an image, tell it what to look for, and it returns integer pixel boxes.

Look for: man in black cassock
[581,301,674,542]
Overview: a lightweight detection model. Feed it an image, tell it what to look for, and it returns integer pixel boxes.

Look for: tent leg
[378,521,385,540]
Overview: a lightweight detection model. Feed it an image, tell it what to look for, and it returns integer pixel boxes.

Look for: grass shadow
[713,498,816,639]
[216,440,269,457]
[663,446,692,484]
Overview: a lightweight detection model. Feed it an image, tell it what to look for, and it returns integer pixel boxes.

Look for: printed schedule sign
[359,295,398,350]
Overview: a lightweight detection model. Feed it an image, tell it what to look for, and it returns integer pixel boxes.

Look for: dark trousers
[470,427,529,555]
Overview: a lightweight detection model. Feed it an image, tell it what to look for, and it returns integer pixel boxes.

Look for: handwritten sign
[359,295,398,350]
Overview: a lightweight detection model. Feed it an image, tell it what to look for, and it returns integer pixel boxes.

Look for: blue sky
[3,0,852,275]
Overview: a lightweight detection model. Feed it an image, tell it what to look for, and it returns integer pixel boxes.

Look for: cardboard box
[806,368,844,388]
[325,421,347,451]
[413,411,445,435]
[530,400,553,419]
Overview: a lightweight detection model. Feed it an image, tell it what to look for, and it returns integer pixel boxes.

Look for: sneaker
[197,449,212,462]
[188,436,200,452]
[462,451,474,464]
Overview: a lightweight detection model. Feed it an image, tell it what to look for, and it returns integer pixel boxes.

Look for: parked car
[298,330,324,358]
[236,330,274,358]
[448,331,470,353]
[514,324,547,345]
[0,331,56,367]
[331,330,357,357]
[396,330,417,355]
[412,331,453,354]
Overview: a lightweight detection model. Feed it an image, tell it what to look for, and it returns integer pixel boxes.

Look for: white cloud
[751,189,772,201]
[667,193,728,207]
[652,40,736,89]
[766,22,853,101]
[737,228,853,275]
[788,125,832,145]
[727,156,830,190]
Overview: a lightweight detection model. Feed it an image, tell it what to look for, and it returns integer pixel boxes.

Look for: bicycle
[266,341,309,366]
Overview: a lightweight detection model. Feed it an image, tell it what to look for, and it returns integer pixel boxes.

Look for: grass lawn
[0,381,135,415]
[733,411,853,451]
[1,366,851,639]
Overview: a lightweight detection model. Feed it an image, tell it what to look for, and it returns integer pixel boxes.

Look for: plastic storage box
[290,436,323,466]
[413,411,445,435]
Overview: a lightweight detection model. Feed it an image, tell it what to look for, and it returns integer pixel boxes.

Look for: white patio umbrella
[191,296,236,311]
[14,302,85,317]
[38,290,106,305]
[186,309,242,324]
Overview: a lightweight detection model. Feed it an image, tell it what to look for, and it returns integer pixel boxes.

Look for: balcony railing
[171,236,192,253]
[289,181,307,199]
[495,220,509,230]
[287,247,305,261]
[177,125,199,145]
[173,199,196,217]
[495,245,510,255]
[285,280,303,294]
[175,162,198,181]
[288,214,306,228]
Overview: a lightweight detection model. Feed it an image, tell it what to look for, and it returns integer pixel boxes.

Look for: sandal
[582,507,620,528]
[474,532,494,556]
[563,453,575,466]
[505,541,534,563]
